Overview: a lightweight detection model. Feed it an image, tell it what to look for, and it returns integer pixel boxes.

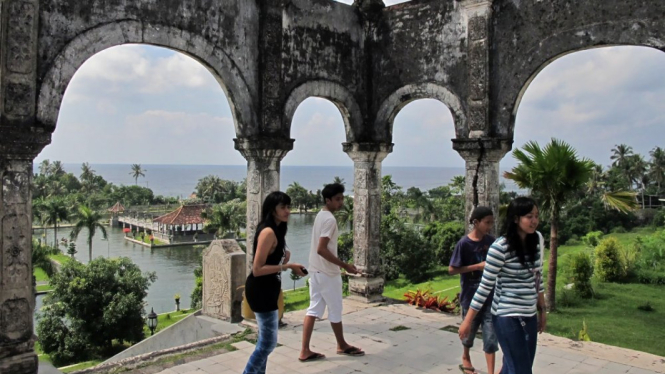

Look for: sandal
[337,346,365,356]
[458,364,477,374]
[298,352,325,362]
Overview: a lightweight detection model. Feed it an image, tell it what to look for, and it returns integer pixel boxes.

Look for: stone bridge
[1,0,664,372]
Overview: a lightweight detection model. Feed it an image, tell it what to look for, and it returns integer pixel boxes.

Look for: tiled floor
[156,300,665,374]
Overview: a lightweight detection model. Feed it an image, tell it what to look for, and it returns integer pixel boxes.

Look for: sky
[37,0,665,169]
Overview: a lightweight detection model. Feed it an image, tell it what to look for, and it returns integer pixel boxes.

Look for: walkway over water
[155,300,665,374]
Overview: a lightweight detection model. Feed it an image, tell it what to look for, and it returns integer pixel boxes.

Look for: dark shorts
[461,305,499,353]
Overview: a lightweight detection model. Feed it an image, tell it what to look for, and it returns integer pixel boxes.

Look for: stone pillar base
[348,277,385,303]
[0,352,38,374]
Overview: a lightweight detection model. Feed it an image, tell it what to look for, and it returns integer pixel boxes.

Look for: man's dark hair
[322,183,345,203]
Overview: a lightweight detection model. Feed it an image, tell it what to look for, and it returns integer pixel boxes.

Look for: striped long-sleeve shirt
[469,233,545,317]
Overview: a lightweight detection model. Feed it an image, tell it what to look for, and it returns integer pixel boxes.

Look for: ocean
[42,164,521,197]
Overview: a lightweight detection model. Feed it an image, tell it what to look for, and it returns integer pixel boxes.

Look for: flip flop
[298,352,325,362]
[458,364,477,374]
[337,346,365,356]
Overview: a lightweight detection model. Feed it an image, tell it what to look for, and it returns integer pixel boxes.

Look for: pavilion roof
[107,202,125,213]
[153,204,207,225]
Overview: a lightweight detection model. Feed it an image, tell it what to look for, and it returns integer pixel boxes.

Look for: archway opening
[34,44,242,316]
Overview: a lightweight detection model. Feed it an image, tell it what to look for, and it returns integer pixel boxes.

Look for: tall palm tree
[584,163,638,214]
[38,159,51,176]
[81,162,96,183]
[70,205,108,262]
[649,146,665,193]
[504,139,593,311]
[50,161,65,177]
[130,164,146,185]
[627,155,648,206]
[41,197,69,246]
[332,176,345,186]
[610,144,633,172]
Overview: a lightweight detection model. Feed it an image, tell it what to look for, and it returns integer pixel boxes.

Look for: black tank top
[244,225,285,313]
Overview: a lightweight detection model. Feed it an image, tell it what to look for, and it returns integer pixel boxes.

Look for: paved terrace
[156,300,664,374]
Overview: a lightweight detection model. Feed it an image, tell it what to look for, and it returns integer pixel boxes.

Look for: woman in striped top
[458,197,546,374]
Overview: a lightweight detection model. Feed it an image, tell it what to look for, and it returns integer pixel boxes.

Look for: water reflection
[33,213,320,318]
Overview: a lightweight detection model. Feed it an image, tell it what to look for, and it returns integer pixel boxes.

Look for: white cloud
[125,110,234,136]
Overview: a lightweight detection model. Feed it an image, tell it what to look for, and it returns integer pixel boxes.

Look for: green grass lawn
[34,267,49,282]
[284,287,310,313]
[143,309,196,336]
[383,267,460,301]
[36,284,53,292]
[548,282,665,357]
[60,360,103,373]
[49,253,73,264]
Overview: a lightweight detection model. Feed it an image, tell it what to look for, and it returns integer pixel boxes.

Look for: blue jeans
[493,315,538,374]
[243,310,278,374]
[461,306,499,353]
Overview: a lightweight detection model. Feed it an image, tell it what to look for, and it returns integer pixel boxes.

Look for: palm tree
[50,161,65,177]
[336,196,354,229]
[38,159,51,176]
[70,205,108,262]
[41,197,69,246]
[81,162,96,183]
[610,144,633,174]
[627,155,648,206]
[130,164,146,185]
[202,200,246,238]
[332,176,345,186]
[649,146,665,193]
[286,182,308,212]
[584,163,638,214]
[504,139,593,311]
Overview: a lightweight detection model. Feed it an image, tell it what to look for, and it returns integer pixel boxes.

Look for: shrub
[610,226,627,234]
[636,230,665,270]
[421,221,465,266]
[381,213,435,283]
[635,269,665,285]
[558,289,581,308]
[566,238,581,246]
[571,252,594,298]
[652,209,665,228]
[582,231,604,248]
[594,237,625,282]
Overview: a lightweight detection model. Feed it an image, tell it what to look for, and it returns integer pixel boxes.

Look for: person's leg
[481,308,499,374]
[460,307,481,373]
[300,273,326,360]
[493,315,534,374]
[243,310,278,374]
[322,274,362,354]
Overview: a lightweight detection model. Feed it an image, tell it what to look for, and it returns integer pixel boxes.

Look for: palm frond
[601,191,638,213]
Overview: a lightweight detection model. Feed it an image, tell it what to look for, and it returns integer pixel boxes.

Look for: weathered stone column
[453,139,512,233]
[234,137,293,274]
[343,142,392,302]
[0,0,49,372]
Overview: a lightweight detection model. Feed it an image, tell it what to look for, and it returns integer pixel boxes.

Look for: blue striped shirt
[469,233,545,317]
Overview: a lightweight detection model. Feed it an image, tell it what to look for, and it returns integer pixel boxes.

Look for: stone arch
[37,21,257,137]
[492,2,665,139]
[374,82,466,142]
[283,80,363,142]
[508,45,665,136]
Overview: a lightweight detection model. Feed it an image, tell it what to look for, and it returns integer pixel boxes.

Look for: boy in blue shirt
[449,206,498,374]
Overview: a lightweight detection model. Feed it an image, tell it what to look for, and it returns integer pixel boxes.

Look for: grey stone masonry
[4,0,665,370]
[344,142,392,302]
[234,137,293,275]
[202,240,246,323]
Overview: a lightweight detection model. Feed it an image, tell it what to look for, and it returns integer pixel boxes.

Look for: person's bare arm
[448,262,485,275]
[252,229,304,276]
[316,237,357,273]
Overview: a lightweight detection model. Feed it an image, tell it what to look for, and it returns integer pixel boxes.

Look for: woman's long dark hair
[501,196,539,267]
[253,191,291,254]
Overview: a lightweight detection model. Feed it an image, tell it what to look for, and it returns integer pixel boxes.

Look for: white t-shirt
[308,210,341,276]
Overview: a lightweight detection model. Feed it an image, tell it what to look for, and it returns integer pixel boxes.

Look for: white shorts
[306,272,343,323]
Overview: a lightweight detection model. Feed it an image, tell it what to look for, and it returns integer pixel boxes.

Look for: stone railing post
[453,138,512,233]
[234,137,293,275]
[343,142,392,302]
[202,240,246,323]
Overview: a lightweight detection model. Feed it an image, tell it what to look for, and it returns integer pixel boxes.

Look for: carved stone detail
[202,240,245,322]
[0,298,31,343]
[6,2,36,74]
[4,83,34,117]
[2,214,30,288]
[468,16,487,41]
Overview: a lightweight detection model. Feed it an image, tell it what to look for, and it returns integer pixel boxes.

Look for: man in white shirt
[298,183,364,362]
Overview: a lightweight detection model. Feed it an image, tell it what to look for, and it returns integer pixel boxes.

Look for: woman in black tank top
[243,191,306,374]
